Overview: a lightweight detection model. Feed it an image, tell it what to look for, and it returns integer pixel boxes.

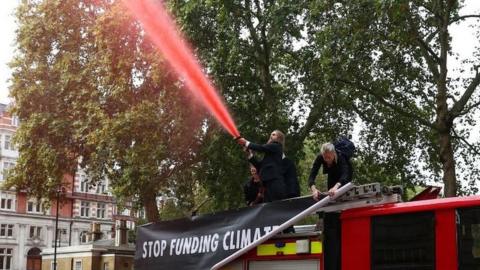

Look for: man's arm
[247,142,281,154]
[308,155,323,188]
[308,155,323,200]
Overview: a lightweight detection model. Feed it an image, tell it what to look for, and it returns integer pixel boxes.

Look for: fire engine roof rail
[210,182,355,270]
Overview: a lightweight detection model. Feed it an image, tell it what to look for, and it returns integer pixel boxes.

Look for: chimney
[115,220,128,246]
[91,222,102,242]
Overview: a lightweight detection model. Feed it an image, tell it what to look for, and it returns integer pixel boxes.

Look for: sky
[0,0,20,104]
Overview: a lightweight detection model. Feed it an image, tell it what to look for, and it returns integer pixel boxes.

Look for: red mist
[123,0,240,138]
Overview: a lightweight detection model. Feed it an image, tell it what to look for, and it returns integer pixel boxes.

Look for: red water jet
[122,0,240,138]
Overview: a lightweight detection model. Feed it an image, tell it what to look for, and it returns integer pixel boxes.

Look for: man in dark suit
[237,130,286,202]
[308,142,353,270]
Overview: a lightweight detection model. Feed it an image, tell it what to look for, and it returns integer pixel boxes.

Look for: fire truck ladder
[211,182,402,270]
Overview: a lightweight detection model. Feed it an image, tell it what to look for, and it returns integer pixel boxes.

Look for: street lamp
[53,186,62,270]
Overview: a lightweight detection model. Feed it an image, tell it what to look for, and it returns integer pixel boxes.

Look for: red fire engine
[222,186,480,270]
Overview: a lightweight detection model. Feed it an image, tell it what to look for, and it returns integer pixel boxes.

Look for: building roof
[41,239,135,256]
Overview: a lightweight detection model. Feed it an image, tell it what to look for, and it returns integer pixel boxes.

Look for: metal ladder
[211,183,402,270]
[320,183,402,213]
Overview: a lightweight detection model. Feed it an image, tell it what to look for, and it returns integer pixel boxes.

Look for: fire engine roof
[341,195,480,219]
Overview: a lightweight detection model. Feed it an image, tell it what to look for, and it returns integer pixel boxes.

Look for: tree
[169,0,356,208]
[7,0,206,222]
[7,0,105,199]
[309,0,480,196]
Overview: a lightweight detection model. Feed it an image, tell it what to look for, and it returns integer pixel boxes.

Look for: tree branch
[455,99,480,117]
[410,28,440,79]
[452,129,480,156]
[406,4,440,78]
[450,68,480,118]
[297,92,328,139]
[420,10,479,46]
[338,78,436,130]
[351,103,376,124]
[450,14,480,24]
[242,0,263,58]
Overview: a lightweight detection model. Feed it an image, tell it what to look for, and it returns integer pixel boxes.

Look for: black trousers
[324,212,341,270]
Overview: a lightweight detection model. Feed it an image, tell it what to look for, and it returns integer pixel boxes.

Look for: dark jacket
[282,157,300,198]
[247,141,286,202]
[247,141,283,182]
[250,155,299,199]
[308,152,352,189]
[243,178,264,205]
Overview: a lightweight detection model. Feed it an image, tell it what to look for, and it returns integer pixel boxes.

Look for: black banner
[135,197,316,270]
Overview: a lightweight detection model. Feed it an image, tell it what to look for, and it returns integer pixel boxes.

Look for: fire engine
[217,184,480,270]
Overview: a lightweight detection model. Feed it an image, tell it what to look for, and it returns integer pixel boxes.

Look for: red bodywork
[341,195,480,270]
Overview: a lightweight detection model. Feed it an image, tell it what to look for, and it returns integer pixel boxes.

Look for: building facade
[42,221,134,270]
[0,104,137,270]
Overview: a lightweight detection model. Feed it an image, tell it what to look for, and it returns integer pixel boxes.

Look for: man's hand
[328,183,341,197]
[237,137,247,146]
[311,186,321,201]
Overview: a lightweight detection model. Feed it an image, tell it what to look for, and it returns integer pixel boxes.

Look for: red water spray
[122,0,240,138]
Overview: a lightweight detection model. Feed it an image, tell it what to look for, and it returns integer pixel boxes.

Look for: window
[0,248,12,270]
[96,181,106,194]
[29,226,42,239]
[371,211,435,270]
[457,206,480,269]
[52,228,68,247]
[74,260,82,270]
[11,116,19,127]
[0,224,13,238]
[0,199,12,210]
[138,208,146,219]
[78,174,88,193]
[80,202,90,217]
[2,135,15,151]
[0,193,15,211]
[97,203,106,219]
[80,231,89,244]
[3,135,12,151]
[27,200,43,214]
[2,162,14,176]
[103,262,109,270]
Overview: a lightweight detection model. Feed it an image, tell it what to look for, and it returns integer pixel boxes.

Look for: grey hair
[320,143,337,162]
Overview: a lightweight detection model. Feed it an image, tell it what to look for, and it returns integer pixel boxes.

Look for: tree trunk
[438,130,457,197]
[436,6,457,197]
[143,191,160,222]
[436,81,457,197]
[436,80,458,197]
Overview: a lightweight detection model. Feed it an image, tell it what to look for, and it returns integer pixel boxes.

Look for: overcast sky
[0,0,20,104]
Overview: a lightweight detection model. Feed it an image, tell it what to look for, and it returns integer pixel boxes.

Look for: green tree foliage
[7,0,105,199]
[308,0,480,196]
[169,0,356,209]
[7,0,206,221]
